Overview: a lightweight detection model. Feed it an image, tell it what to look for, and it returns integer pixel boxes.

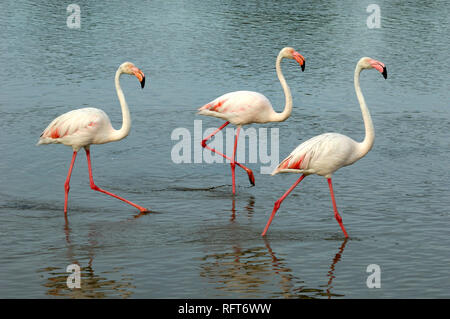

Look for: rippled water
[0,0,449,298]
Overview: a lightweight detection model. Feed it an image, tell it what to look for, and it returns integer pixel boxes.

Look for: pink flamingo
[37,62,149,216]
[261,57,387,237]
[198,47,306,194]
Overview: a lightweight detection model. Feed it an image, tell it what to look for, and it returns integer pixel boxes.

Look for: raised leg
[64,151,78,216]
[327,178,349,238]
[201,122,255,187]
[85,148,148,213]
[261,174,306,236]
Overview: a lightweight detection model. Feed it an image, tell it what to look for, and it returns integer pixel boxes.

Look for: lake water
[0,0,449,298]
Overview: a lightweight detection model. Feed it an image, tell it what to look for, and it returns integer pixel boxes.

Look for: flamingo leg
[201,122,255,186]
[231,126,241,194]
[327,178,349,238]
[64,151,78,216]
[85,148,148,213]
[261,174,306,236]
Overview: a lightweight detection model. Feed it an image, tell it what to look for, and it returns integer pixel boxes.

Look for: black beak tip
[141,76,145,89]
[382,67,387,79]
[301,61,305,72]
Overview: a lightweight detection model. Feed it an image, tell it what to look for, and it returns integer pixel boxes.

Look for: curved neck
[271,53,293,122]
[110,69,131,142]
[354,65,375,158]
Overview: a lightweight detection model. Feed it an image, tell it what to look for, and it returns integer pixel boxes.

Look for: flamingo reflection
[200,237,349,298]
[37,218,136,298]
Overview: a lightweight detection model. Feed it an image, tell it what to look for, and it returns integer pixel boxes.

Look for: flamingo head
[359,57,387,79]
[281,47,306,71]
[120,62,146,88]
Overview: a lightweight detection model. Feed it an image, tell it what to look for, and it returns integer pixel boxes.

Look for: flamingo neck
[110,68,131,142]
[271,52,293,122]
[354,65,375,159]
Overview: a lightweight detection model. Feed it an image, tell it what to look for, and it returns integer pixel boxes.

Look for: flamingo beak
[131,67,146,88]
[370,60,387,79]
[292,51,306,72]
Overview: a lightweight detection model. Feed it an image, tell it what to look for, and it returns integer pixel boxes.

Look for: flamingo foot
[247,169,255,186]
[134,210,151,219]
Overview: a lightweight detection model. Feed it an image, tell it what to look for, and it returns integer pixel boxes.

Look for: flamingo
[198,47,306,194]
[37,62,149,216]
[261,57,387,237]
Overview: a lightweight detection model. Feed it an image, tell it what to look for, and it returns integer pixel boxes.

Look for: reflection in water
[230,196,255,222]
[37,263,135,298]
[322,238,348,299]
[200,237,348,298]
[37,219,135,298]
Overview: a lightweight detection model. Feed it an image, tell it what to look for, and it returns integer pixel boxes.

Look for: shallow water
[0,0,449,298]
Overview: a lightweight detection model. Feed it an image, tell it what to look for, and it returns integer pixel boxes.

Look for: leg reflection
[230,196,255,222]
[324,238,349,299]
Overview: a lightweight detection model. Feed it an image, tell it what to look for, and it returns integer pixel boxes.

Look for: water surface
[0,0,449,298]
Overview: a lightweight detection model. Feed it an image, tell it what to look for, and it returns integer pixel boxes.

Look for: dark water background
[0,0,449,298]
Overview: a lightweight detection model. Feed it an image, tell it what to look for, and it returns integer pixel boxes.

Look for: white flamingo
[37,62,148,216]
[198,47,306,194]
[261,57,387,237]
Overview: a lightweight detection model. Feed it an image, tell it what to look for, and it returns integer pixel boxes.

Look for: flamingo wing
[272,143,313,175]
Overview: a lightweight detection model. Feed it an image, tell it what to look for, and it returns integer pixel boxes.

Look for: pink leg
[327,178,349,238]
[201,122,255,186]
[261,174,306,236]
[64,151,78,216]
[201,121,230,148]
[85,148,148,213]
[231,126,241,194]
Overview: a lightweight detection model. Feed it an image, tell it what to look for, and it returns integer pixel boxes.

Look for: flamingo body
[261,57,388,237]
[198,47,306,194]
[38,62,148,216]
[38,107,114,151]
[198,90,275,126]
[273,133,362,178]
